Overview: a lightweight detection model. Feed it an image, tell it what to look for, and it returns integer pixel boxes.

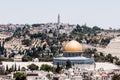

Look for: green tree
[55,63,62,73]
[14,72,26,80]
[6,65,8,71]
[22,39,31,46]
[105,54,113,63]
[27,64,39,70]
[116,60,120,65]
[21,67,26,71]
[22,55,32,62]
[40,64,52,72]
[18,66,20,71]
[92,26,101,31]
[112,74,120,80]
[84,48,97,58]
[11,65,14,71]
[14,64,17,71]
[66,59,72,69]
[51,44,58,56]
[0,66,5,75]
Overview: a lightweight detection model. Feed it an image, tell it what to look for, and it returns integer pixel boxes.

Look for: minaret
[58,14,60,24]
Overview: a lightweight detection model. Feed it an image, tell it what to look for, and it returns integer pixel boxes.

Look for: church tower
[58,14,60,24]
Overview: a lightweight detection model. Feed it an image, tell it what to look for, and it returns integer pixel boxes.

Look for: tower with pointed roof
[58,14,60,25]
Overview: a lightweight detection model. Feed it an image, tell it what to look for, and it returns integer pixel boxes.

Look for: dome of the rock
[64,40,83,53]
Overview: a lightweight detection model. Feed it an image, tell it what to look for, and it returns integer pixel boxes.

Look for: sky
[0,0,120,29]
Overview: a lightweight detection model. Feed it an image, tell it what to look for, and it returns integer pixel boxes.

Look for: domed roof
[64,40,83,52]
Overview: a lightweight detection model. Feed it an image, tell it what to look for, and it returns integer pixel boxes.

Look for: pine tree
[66,59,72,69]
[18,66,20,71]
[6,65,8,71]
[14,64,17,71]
[55,63,61,73]
[11,65,14,72]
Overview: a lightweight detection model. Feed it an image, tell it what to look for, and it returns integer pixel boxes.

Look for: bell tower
[58,14,60,24]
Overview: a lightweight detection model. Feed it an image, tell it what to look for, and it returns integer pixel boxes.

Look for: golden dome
[64,40,83,52]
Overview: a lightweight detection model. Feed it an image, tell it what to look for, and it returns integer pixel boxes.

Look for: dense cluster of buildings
[0,15,76,58]
[0,15,120,80]
[0,40,119,80]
